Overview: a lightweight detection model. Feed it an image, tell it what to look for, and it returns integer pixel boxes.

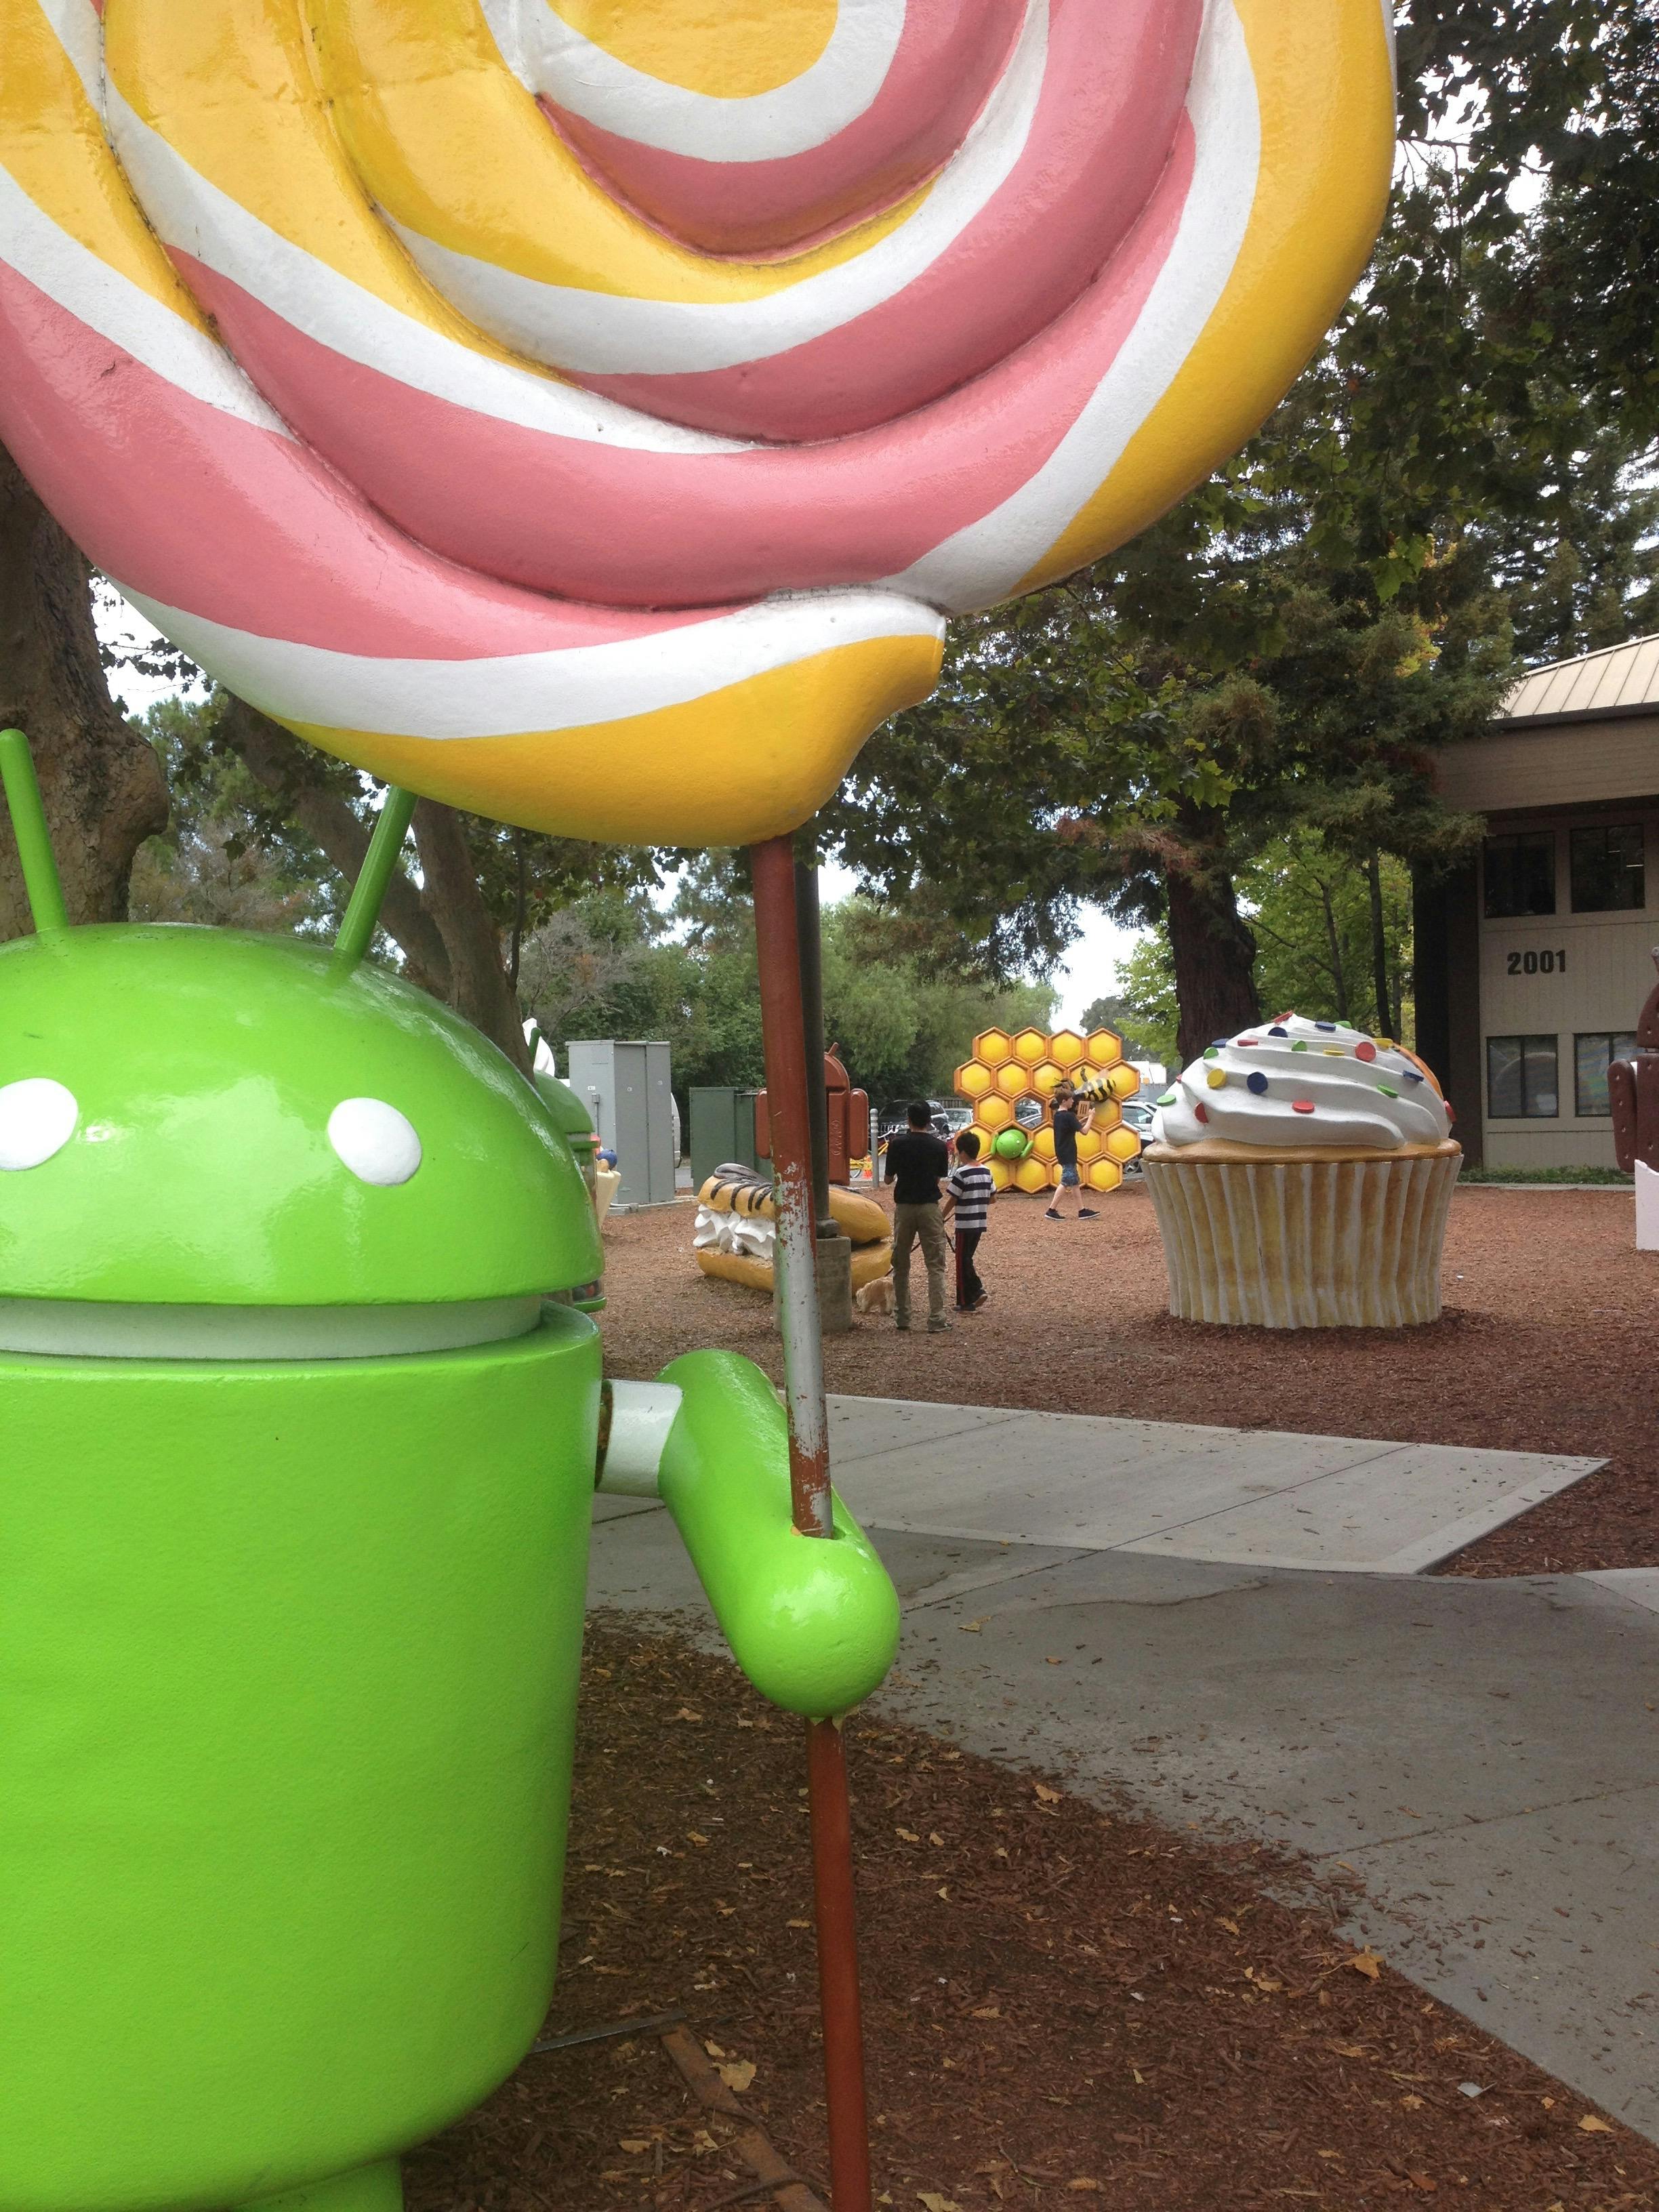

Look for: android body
[0,760,898,2212]
[0,916,610,2212]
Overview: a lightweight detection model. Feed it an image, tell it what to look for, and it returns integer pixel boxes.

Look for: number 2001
[1507,949,1568,975]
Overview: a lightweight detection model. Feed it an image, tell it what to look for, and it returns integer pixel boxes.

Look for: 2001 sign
[1507,949,1568,975]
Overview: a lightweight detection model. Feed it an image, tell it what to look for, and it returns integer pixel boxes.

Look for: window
[1574,1033,1639,1117]
[1487,1035,1559,1119]
[1483,831,1556,918]
[1570,823,1646,913]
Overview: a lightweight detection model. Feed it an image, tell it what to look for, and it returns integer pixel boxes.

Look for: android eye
[0,1078,79,1171]
[327,1098,422,1187]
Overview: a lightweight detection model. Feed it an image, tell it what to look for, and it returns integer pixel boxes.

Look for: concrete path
[825,1395,1601,1574]
[588,1400,1658,2140]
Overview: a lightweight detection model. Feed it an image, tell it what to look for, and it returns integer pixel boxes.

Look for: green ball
[992,1127,1031,1160]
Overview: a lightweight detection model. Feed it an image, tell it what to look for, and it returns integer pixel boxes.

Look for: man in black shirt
[884,1101,952,1332]
[1046,1080,1098,1221]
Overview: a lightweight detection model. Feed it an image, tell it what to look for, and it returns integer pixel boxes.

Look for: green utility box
[690,1087,761,1191]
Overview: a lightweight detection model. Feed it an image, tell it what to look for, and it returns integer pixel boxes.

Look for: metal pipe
[750,836,874,2212]
[752,838,832,1541]
[794,854,837,1241]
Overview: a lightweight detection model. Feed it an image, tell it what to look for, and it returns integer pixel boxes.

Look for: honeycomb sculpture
[953,1029,1143,1194]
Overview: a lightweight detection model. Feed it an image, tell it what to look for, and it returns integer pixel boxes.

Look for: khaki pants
[891,1201,948,1326]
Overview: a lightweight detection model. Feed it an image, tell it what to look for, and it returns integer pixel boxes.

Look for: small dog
[854,1271,895,1315]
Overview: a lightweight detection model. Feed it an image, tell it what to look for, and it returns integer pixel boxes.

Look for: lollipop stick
[752,835,874,2212]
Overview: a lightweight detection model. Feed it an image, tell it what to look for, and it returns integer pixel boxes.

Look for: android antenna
[335,784,418,966]
[0,729,69,934]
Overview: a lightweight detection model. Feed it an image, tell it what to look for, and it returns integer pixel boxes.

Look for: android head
[0,739,600,1356]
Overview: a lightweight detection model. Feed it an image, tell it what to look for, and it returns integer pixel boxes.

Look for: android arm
[597,1355,900,1721]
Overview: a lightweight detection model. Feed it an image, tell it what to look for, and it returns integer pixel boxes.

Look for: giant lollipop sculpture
[0,2,1397,2204]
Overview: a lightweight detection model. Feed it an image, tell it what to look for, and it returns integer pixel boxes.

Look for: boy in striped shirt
[943,1131,996,1312]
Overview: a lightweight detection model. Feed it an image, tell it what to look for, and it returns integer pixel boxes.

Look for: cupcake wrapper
[1145,1153,1461,1328]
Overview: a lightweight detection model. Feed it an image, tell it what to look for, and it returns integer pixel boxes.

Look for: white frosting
[1151,1015,1454,1153]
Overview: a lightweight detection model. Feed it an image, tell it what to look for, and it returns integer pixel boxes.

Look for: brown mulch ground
[407,1624,1658,2212]
[597,1185,1658,1577]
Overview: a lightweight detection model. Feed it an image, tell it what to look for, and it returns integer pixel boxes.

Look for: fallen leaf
[1217,1918,1240,1936]
[971,2005,1001,2019]
[687,1832,709,1847]
[1046,1656,1063,1666]
[897,1827,921,1843]
[787,1917,812,1929]
[718,2060,757,2094]
[1067,2182,1102,2193]
[917,2196,964,2212]
[1578,2114,1615,2135]
[703,2041,726,2059]
[1034,1783,1061,1805]
[672,1708,703,1723]
[937,1886,951,1900]
[618,2139,650,2154]
[1333,2044,1371,2059]
[958,1621,983,1634]
[929,1832,945,1847]
[693,2129,718,2154]
[1401,2095,1425,2112]
[1345,1948,1384,1980]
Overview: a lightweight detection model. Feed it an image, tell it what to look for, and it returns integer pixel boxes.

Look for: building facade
[1416,634,1659,1170]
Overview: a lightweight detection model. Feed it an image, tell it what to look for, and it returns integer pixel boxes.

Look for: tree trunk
[412,799,531,1073]
[221,699,529,1073]
[0,446,168,938]
[1366,850,1392,1038]
[1317,876,1351,1021]
[1164,823,1260,1067]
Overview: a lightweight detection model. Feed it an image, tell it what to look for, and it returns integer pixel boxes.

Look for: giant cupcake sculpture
[1145,1017,1462,1328]
[1,0,1396,849]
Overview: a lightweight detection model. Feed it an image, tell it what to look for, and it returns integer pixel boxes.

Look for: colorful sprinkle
[1315,1021,1336,1031]
[1355,1041,1377,1062]
[1322,1046,1345,1057]
[1291,1040,1309,1053]
[1210,1039,1230,1049]
[1268,1025,1288,1037]
[1246,1071,1269,1094]
[1194,1103,1209,1124]
[1378,1083,1398,1097]
[1206,1067,1228,1090]
[1401,1069,1425,1084]
[1292,1100,1316,1114]
[1237,1038,1260,1048]
[1158,1088,1177,1106]
[1203,1047,1220,1061]
[1378,1038,1396,1049]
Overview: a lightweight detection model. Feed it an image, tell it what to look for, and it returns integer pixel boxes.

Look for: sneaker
[1078,1206,1099,1218]
[1044,1207,1063,1219]
[927,1318,953,1334]
[968,1294,989,1312]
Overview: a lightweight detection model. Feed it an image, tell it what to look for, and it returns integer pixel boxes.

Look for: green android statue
[0,733,898,2212]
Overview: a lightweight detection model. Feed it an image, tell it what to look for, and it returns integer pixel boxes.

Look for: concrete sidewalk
[588,1401,1659,2140]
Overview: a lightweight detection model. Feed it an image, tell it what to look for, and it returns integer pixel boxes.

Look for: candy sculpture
[1145,1015,1462,1328]
[1609,949,1659,1250]
[0,0,1397,845]
[954,1025,1143,1194]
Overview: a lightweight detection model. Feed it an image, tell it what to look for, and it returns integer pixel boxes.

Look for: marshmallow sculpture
[1,0,1395,845]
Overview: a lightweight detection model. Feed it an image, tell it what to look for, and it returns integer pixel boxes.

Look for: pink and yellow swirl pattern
[0,0,1395,845]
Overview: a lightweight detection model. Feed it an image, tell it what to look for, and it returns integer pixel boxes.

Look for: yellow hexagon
[1049,1029,1086,1071]
[996,1060,1031,1100]
[1086,1158,1124,1193]
[1015,1155,1052,1195]
[977,1096,1013,1132]
[1086,1098,1121,1132]
[1076,1130,1102,1164]
[986,1155,1015,1191]
[1010,1027,1049,1068]
[954,1059,994,1101]
[975,1028,1014,1069]
[1029,1059,1065,1099]
[1031,1126,1057,1164]
[1107,1063,1141,1099]
[1104,1125,1142,1163]
[1086,1029,1123,1067]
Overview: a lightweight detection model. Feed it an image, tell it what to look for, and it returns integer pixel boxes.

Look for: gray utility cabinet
[689,1086,760,1191]
[566,1041,676,1210]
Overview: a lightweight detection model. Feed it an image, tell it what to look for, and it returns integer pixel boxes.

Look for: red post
[751,836,875,2212]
